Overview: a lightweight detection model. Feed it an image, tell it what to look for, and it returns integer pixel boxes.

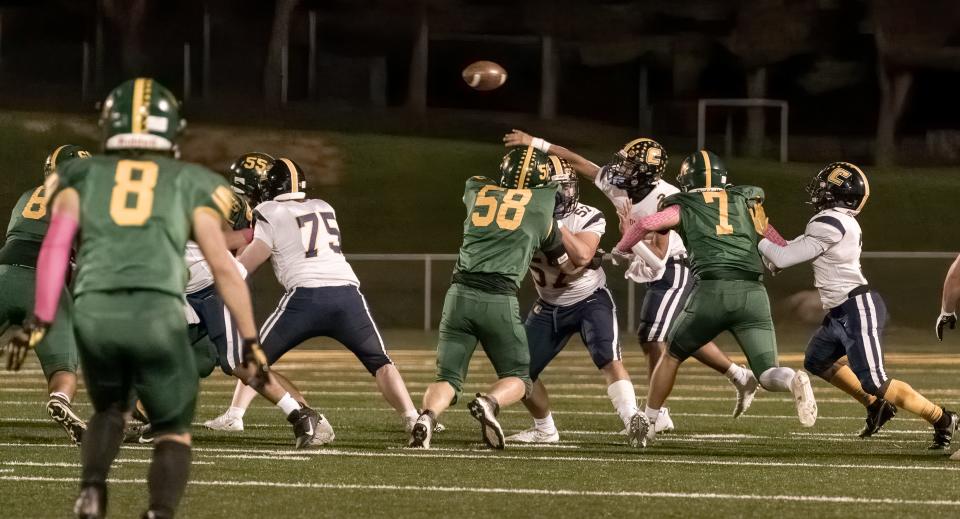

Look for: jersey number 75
[297,211,341,257]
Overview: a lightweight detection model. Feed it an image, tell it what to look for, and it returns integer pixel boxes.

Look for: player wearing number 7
[209,158,421,437]
[615,150,818,446]
[410,145,575,450]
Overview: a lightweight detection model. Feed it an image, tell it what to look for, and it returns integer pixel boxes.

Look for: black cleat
[288,407,319,449]
[47,395,86,445]
[859,399,897,438]
[467,393,505,449]
[74,485,106,519]
[930,409,959,450]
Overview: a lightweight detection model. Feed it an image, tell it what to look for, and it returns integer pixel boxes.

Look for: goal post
[697,98,789,163]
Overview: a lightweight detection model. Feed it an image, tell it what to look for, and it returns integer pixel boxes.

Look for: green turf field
[2,339,960,518]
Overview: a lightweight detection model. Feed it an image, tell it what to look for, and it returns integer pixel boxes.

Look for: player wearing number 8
[409,145,576,450]
[615,150,818,447]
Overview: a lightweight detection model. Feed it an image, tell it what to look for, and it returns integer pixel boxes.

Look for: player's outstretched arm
[6,188,79,370]
[237,239,272,275]
[502,129,601,179]
[936,254,960,340]
[615,205,680,253]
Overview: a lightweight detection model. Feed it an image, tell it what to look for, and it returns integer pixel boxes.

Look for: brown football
[462,61,508,91]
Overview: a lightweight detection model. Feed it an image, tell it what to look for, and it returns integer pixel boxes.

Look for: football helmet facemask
[677,150,728,192]
[261,157,307,202]
[546,155,579,219]
[99,77,184,154]
[43,145,92,179]
[229,152,275,206]
[605,138,667,199]
[806,162,869,214]
[499,145,551,189]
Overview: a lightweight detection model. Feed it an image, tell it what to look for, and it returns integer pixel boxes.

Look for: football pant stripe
[655,263,687,342]
[356,287,391,364]
[864,293,887,381]
[601,287,621,361]
[259,289,296,342]
[855,295,883,388]
[646,263,681,342]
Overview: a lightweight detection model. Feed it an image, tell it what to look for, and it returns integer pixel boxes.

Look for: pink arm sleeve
[763,223,788,247]
[615,205,680,252]
[34,214,79,323]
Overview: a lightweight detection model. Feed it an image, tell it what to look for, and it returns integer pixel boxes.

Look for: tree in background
[264,0,300,106]
[101,0,148,76]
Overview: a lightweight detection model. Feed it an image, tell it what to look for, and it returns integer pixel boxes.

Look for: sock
[403,410,419,422]
[533,413,556,433]
[882,379,943,425]
[724,364,749,386]
[147,441,192,517]
[276,393,301,416]
[607,380,639,428]
[829,365,876,407]
[49,391,70,403]
[80,409,126,488]
[644,405,660,427]
[227,406,247,419]
[758,367,796,392]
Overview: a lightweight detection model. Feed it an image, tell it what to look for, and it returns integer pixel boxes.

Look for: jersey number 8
[471,186,532,231]
[297,211,341,257]
[110,160,158,227]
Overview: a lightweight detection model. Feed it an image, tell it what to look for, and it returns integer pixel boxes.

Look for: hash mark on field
[2,475,960,506]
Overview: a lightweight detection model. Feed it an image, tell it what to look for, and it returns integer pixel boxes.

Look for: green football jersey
[56,154,233,297]
[0,186,52,267]
[662,185,765,278]
[454,177,560,289]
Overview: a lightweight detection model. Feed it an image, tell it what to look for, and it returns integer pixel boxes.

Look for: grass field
[2,337,960,518]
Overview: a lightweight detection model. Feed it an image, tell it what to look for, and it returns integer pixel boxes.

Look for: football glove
[748,201,769,235]
[936,311,957,342]
[241,338,270,390]
[5,317,50,371]
[610,248,633,266]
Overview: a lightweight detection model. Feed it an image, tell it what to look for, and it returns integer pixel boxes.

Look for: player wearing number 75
[220,158,422,437]
[614,150,818,447]
[409,145,576,450]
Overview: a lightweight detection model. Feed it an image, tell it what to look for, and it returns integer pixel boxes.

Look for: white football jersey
[253,199,359,291]
[184,241,248,295]
[529,203,607,306]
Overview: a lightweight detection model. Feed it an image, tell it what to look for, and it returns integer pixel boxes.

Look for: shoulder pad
[730,185,765,202]
[659,192,683,210]
[809,214,846,237]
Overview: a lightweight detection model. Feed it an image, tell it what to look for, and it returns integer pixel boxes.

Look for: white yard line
[1,475,959,506]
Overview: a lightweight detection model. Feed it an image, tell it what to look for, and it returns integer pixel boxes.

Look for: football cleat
[467,393,505,449]
[74,484,106,519]
[308,413,336,446]
[859,399,897,438]
[137,424,156,444]
[46,395,86,444]
[506,427,560,444]
[655,407,675,433]
[287,406,319,449]
[203,412,244,432]
[790,370,818,427]
[408,412,435,449]
[930,409,959,450]
[733,366,760,418]
[627,412,650,448]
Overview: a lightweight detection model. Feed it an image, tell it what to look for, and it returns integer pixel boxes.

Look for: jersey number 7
[297,211,341,257]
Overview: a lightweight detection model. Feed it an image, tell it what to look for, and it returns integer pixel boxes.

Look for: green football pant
[667,279,778,378]
[435,284,531,404]
[0,264,78,379]
[73,290,198,435]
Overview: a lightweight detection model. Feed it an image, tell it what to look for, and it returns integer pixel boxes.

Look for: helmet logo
[537,163,550,181]
[645,148,662,165]
[827,168,851,186]
[77,150,91,159]
[242,155,270,172]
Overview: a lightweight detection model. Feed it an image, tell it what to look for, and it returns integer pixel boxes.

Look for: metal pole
[308,10,317,99]
[280,44,288,106]
[95,3,104,91]
[183,43,191,101]
[81,42,91,103]
[202,6,211,99]
[780,104,789,163]
[423,256,432,331]
[627,280,636,333]
[0,11,4,65]
[697,100,706,150]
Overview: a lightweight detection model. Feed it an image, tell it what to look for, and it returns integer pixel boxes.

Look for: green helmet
[99,77,183,153]
[43,144,92,178]
[499,145,552,189]
[677,150,728,191]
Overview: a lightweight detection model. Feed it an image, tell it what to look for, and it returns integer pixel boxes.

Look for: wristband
[531,137,551,153]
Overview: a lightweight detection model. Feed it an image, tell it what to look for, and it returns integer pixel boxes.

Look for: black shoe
[859,399,897,438]
[74,485,106,519]
[467,394,505,450]
[929,409,959,450]
[47,395,86,445]
[287,407,319,449]
[408,412,435,449]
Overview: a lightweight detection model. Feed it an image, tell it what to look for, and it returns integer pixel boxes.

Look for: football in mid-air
[462,61,507,91]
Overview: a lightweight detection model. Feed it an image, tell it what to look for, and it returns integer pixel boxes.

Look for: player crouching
[760,162,958,448]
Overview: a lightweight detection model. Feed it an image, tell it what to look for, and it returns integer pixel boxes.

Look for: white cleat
[468,394,505,449]
[506,427,560,444]
[627,412,650,448]
[733,365,759,418]
[408,413,434,449]
[655,407,675,433]
[309,414,336,446]
[405,415,446,434]
[791,370,818,427]
[204,412,244,432]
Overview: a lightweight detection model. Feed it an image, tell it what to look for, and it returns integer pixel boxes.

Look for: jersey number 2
[471,186,532,231]
[110,160,158,226]
[297,211,341,257]
[702,191,734,236]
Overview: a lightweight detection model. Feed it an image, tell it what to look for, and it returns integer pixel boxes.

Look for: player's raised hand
[936,311,957,341]
[241,338,270,389]
[5,318,49,371]
[503,129,533,148]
